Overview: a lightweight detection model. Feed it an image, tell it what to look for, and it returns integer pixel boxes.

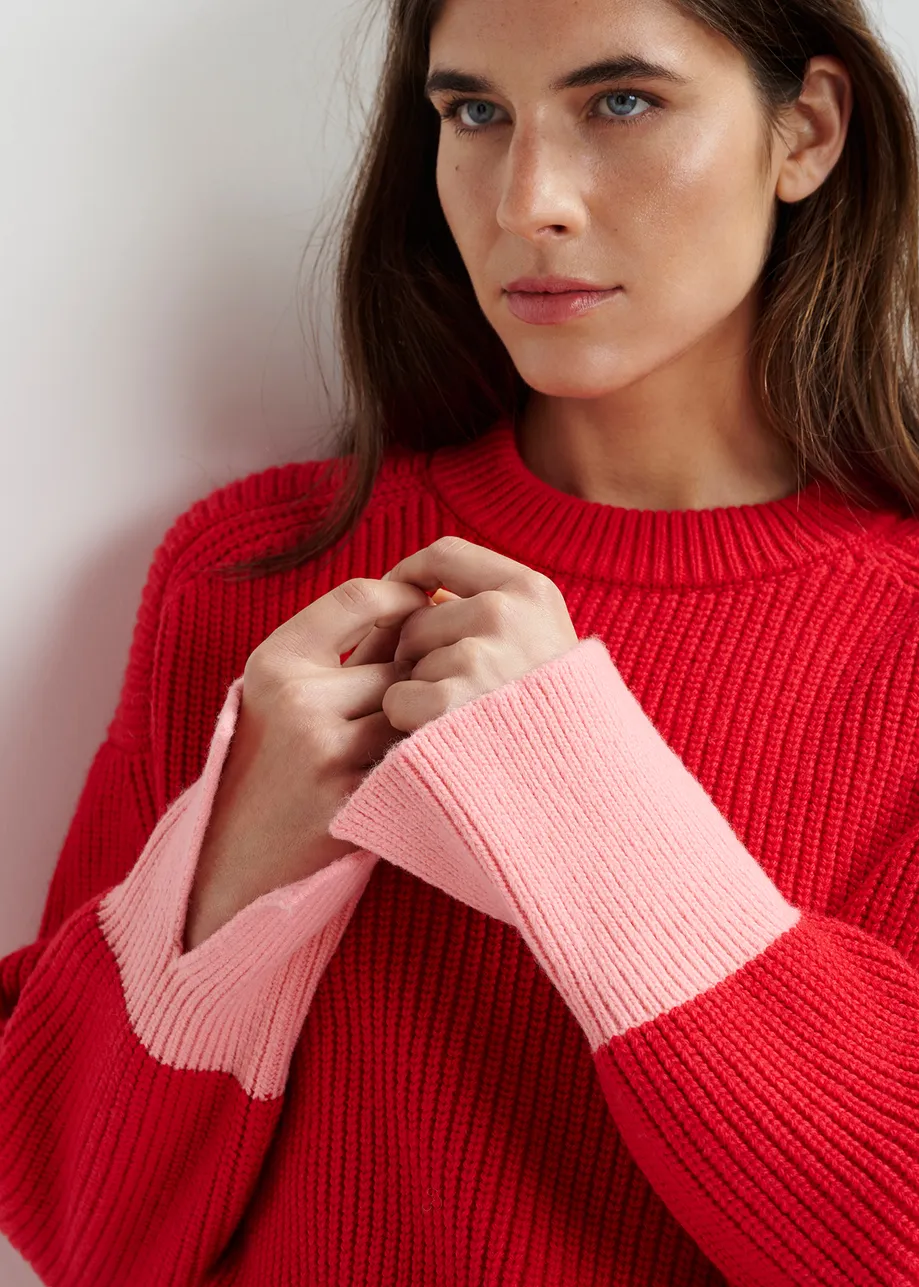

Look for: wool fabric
[2,415,919,1286]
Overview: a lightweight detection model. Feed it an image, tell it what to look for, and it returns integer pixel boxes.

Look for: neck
[516,300,802,512]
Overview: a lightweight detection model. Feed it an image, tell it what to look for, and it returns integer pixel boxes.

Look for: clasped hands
[378,535,580,736]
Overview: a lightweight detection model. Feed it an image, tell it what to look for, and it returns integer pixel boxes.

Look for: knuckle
[244,644,320,717]
[528,572,560,605]
[456,635,485,666]
[243,644,280,692]
[311,717,347,767]
[333,577,378,612]
[480,589,513,630]
[286,683,335,748]
[432,534,467,554]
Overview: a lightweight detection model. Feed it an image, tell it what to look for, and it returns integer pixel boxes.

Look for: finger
[382,537,528,597]
[281,578,430,667]
[341,622,402,668]
[392,596,470,669]
[342,591,457,666]
[333,662,404,720]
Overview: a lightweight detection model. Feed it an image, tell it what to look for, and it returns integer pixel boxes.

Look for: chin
[507,357,633,400]
[501,326,671,398]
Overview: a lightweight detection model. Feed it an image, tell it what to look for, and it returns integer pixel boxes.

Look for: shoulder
[152,457,339,601]
[110,441,426,747]
[156,441,426,603]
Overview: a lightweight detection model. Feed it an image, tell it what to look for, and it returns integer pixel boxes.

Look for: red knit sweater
[2,415,919,1286]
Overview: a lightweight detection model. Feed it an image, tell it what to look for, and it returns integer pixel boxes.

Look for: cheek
[436,147,501,283]
[617,118,772,316]
[436,150,481,245]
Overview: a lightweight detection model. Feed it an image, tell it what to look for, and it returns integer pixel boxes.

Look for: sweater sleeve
[0,458,377,1287]
[328,635,919,1287]
[0,671,377,1285]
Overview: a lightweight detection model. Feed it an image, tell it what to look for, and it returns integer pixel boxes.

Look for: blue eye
[455,100,498,130]
[437,87,658,138]
[602,91,650,119]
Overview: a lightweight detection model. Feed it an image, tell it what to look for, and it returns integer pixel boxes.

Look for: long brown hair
[214,0,919,584]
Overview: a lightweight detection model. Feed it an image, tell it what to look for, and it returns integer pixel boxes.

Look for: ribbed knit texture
[2,414,919,1286]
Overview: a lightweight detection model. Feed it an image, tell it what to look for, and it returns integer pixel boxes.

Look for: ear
[774,55,854,204]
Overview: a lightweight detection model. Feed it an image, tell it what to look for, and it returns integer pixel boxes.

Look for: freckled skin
[427,0,852,509]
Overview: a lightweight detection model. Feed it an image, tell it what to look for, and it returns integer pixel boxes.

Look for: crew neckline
[426,414,903,588]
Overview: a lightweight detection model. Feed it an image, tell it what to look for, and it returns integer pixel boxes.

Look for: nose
[496,122,588,241]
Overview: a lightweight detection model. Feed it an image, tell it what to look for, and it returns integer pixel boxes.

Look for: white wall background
[0,0,917,1281]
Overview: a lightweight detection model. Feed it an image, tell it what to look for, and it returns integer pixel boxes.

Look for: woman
[2,0,918,1283]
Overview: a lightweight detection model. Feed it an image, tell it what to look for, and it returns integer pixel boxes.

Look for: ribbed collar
[427,414,904,588]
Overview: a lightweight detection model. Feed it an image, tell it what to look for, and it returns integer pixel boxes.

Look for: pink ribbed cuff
[99,675,379,1099]
[330,637,801,1049]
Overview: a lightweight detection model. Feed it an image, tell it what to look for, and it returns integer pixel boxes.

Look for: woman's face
[426,0,789,398]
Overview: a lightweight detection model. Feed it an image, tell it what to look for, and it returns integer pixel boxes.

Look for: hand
[380,535,580,735]
[183,574,432,950]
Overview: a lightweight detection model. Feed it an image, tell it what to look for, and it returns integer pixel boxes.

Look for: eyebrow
[422,55,690,101]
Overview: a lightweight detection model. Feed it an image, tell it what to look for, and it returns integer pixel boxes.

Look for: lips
[504,286,622,325]
[504,276,616,294]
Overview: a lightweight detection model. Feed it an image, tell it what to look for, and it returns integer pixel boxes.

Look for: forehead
[427,0,734,85]
[431,0,684,53]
